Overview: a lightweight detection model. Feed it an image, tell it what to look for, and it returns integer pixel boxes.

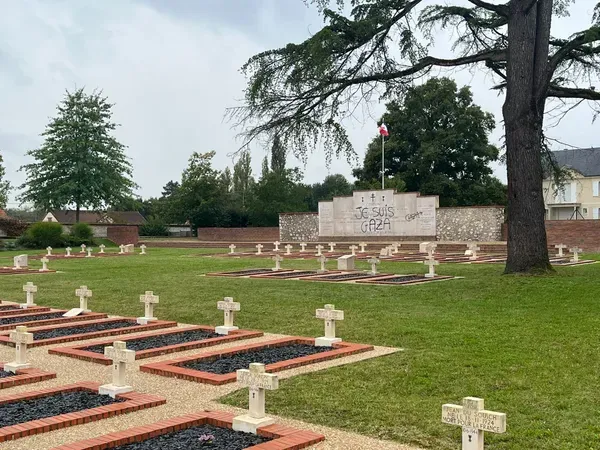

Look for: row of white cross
[45,244,146,257]
[231,242,390,256]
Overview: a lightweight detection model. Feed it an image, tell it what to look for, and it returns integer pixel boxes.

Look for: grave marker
[232,363,279,433]
[425,242,437,258]
[99,341,136,398]
[272,254,283,271]
[86,247,94,258]
[75,286,92,312]
[119,244,125,254]
[359,242,367,253]
[137,291,159,325]
[65,247,72,257]
[570,246,582,263]
[21,282,38,309]
[273,241,280,252]
[337,255,355,271]
[328,242,336,252]
[424,256,439,278]
[140,244,147,255]
[349,245,358,256]
[80,244,87,254]
[391,242,400,254]
[379,247,390,257]
[4,326,34,373]
[46,246,53,256]
[315,244,324,256]
[419,242,431,253]
[554,243,567,257]
[467,243,480,260]
[442,397,506,450]
[13,254,28,269]
[229,244,237,254]
[315,304,344,347]
[285,244,293,255]
[39,257,50,272]
[125,244,135,253]
[215,297,241,335]
[255,244,264,255]
[317,255,328,272]
[300,242,307,252]
[99,244,106,254]
[368,257,380,275]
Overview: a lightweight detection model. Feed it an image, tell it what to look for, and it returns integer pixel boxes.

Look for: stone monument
[232,363,279,433]
[99,341,136,398]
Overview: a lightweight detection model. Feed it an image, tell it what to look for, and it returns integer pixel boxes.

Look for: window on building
[583,208,588,215]
[558,183,572,203]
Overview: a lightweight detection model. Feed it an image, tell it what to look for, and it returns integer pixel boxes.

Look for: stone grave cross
[80,244,87,254]
[442,397,506,450]
[137,291,159,324]
[285,244,293,255]
[300,242,307,252]
[315,244,324,256]
[328,242,336,252]
[425,243,437,258]
[216,297,241,335]
[119,244,125,254]
[391,242,400,254]
[86,247,94,258]
[424,256,439,278]
[65,247,72,257]
[229,244,237,254]
[39,257,49,272]
[317,255,328,272]
[255,244,263,255]
[76,286,93,312]
[554,243,567,257]
[273,241,280,252]
[367,257,380,275]
[467,243,480,260]
[4,326,34,373]
[140,244,147,255]
[233,363,279,433]
[46,246,53,256]
[272,254,283,271]
[99,244,106,254]
[21,282,38,309]
[359,242,367,253]
[349,245,358,256]
[99,341,136,398]
[570,246,582,263]
[315,304,344,347]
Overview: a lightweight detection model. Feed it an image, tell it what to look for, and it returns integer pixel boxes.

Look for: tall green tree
[354,78,506,206]
[232,151,254,209]
[0,152,10,209]
[231,0,600,273]
[270,135,287,173]
[19,89,136,222]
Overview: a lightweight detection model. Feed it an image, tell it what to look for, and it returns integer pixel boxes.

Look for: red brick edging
[0,364,56,389]
[0,305,51,317]
[356,274,457,285]
[49,326,264,365]
[0,268,57,275]
[140,337,374,385]
[0,318,177,347]
[50,410,324,450]
[0,381,165,443]
[0,310,108,332]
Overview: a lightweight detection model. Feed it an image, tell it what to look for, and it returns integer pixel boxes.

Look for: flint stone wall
[437,206,505,241]
[279,213,319,242]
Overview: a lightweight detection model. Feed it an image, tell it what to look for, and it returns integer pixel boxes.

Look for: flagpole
[381,133,385,190]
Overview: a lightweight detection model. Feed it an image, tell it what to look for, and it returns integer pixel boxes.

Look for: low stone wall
[197,227,280,242]
[437,206,505,241]
[107,226,139,245]
[279,213,319,242]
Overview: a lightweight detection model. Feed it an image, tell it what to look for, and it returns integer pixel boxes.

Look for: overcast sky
[1,0,598,207]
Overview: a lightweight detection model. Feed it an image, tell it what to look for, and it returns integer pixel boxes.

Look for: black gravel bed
[83,329,221,354]
[0,369,21,379]
[311,272,380,281]
[179,343,331,374]
[225,268,274,276]
[375,275,427,283]
[261,270,318,278]
[114,424,270,450]
[0,305,19,311]
[0,391,124,428]
[0,311,64,325]
[32,320,136,340]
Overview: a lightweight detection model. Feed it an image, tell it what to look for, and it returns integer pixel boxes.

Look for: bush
[63,235,95,247]
[70,223,94,240]
[18,222,65,248]
[139,217,169,237]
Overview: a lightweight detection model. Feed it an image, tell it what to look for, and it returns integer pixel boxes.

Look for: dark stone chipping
[225,269,274,276]
[179,344,331,374]
[83,329,220,354]
[33,320,136,340]
[312,273,380,281]
[114,424,270,450]
[377,275,426,283]
[0,370,21,379]
[261,270,318,278]
[0,312,64,325]
[0,305,18,311]
[0,391,123,428]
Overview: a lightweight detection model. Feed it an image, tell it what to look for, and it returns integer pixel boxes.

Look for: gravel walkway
[0,315,420,450]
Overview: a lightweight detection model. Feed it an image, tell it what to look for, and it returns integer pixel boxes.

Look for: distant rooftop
[551,148,600,177]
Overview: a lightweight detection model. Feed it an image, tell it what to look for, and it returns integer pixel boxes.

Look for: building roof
[551,148,600,177]
[49,210,146,225]
[0,209,6,218]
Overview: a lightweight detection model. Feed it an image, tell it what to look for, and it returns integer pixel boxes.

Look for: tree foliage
[0,152,10,209]
[19,89,136,222]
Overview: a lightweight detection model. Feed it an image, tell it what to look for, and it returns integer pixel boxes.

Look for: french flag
[379,123,389,137]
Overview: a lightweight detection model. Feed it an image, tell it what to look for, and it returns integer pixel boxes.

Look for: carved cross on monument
[315,244,324,256]
[215,297,241,335]
[140,244,147,255]
[328,242,336,252]
[285,244,293,255]
[554,243,567,257]
[317,255,328,272]
[232,363,279,433]
[99,244,106,254]
[86,248,94,258]
[65,247,72,257]
[46,246,53,256]
[467,243,480,260]
[367,257,380,275]
[99,341,136,398]
[137,291,159,325]
[370,193,376,201]
[255,244,263,255]
[570,246,582,263]
[315,304,344,347]
[76,286,93,312]
[300,242,307,252]
[359,242,367,253]
[229,244,237,254]
[119,244,125,254]
[272,254,283,271]
[80,244,86,254]
[424,257,439,278]
[4,326,34,373]
[442,397,506,450]
[273,241,280,251]
[349,245,358,256]
[39,257,49,272]
[21,282,38,309]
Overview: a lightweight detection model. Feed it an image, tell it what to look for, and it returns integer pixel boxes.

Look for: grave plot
[0,304,50,316]
[0,318,177,347]
[0,381,165,443]
[301,271,385,282]
[549,258,597,266]
[249,269,330,279]
[140,337,373,385]
[207,268,295,277]
[0,364,56,389]
[356,274,458,286]
[0,267,56,275]
[49,326,264,364]
[51,411,324,450]
[0,310,107,332]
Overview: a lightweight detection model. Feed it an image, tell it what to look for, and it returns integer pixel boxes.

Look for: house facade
[543,148,600,220]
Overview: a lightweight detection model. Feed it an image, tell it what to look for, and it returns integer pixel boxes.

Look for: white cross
[76,286,93,312]
[425,243,437,258]
[39,257,49,272]
[554,243,567,257]
[359,242,367,253]
[328,242,336,252]
[442,397,506,450]
[467,243,480,260]
[272,254,283,271]
[315,304,344,347]
[391,243,400,254]
[46,246,53,256]
[425,257,439,278]
[570,246,582,262]
[99,244,106,254]
[137,291,159,324]
[4,326,34,373]
[300,242,307,252]
[20,282,37,309]
[229,244,237,254]
[256,244,263,255]
[317,254,328,272]
[80,244,86,253]
[119,244,125,254]
[139,244,147,255]
[367,257,380,274]
[215,297,241,335]
[349,245,358,256]
[273,241,280,251]
[86,247,94,258]
[284,244,293,255]
[65,247,72,257]
[100,341,136,398]
[233,363,279,433]
[379,247,390,257]
[315,244,324,256]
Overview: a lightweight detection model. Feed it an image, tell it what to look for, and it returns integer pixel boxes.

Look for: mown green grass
[0,248,598,449]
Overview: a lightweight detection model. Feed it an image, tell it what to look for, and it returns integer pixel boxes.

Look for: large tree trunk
[503,0,554,273]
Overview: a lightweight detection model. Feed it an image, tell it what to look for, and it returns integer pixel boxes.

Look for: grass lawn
[0,248,598,449]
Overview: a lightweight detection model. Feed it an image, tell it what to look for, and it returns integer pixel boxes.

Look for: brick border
[140,337,373,385]
[0,318,177,347]
[0,382,165,443]
[206,269,297,277]
[249,270,343,280]
[0,305,51,317]
[0,364,56,389]
[300,272,388,283]
[0,268,57,275]
[50,411,324,450]
[48,326,264,365]
[0,310,107,332]
[355,274,458,286]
